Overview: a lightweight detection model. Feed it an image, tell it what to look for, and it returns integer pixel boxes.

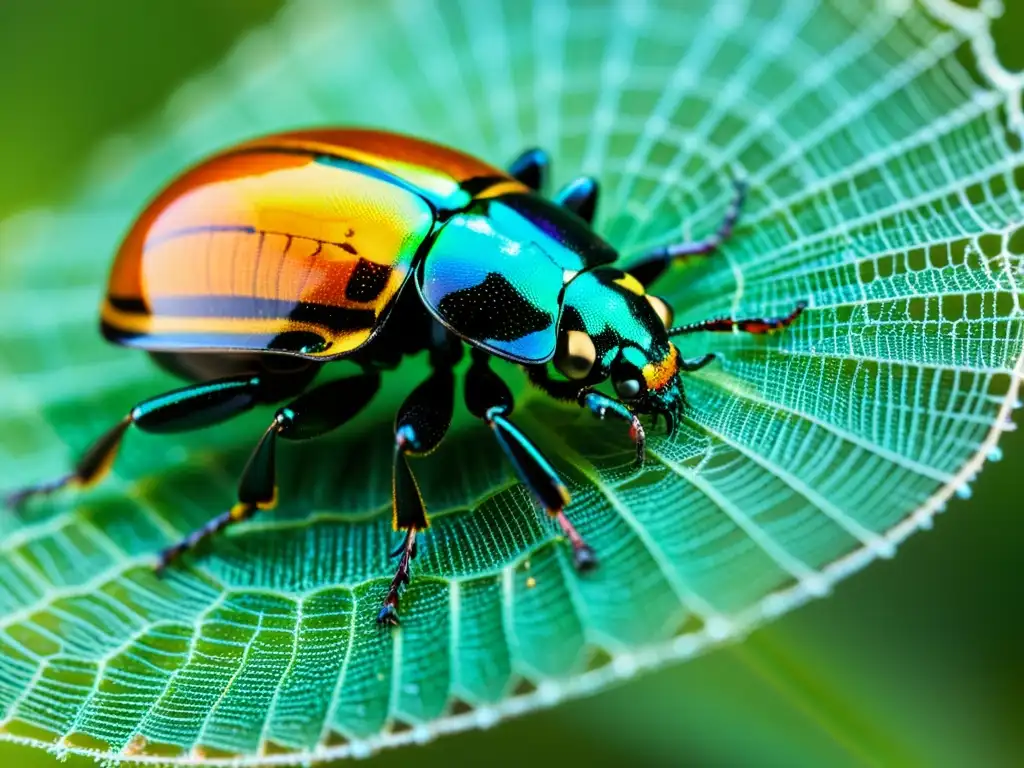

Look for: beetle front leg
[378,360,456,626]
[156,372,381,571]
[526,366,646,465]
[465,351,596,571]
[577,390,646,467]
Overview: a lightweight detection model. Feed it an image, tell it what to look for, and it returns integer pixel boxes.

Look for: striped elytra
[101,129,524,359]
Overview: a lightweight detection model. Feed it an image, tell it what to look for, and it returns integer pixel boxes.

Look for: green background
[0,2,1020,765]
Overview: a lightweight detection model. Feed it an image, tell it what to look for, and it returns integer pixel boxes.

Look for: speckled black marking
[437,273,552,342]
[345,258,392,302]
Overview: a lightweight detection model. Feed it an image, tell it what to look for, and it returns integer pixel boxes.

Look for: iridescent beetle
[7,130,805,625]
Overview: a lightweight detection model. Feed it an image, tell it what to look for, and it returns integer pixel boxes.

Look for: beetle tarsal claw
[554,511,597,572]
[377,582,404,627]
[389,538,418,559]
[379,529,417,626]
[572,544,599,572]
[629,414,646,467]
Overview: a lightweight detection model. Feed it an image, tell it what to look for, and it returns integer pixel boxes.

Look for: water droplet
[538,681,561,705]
[988,446,1003,462]
[955,483,973,500]
[475,707,499,729]
[349,741,372,760]
[704,616,734,639]
[48,745,69,761]
[673,635,700,657]
[873,539,897,559]
[412,725,431,745]
[803,576,830,597]
[761,594,787,617]
[918,515,934,530]
[612,655,637,678]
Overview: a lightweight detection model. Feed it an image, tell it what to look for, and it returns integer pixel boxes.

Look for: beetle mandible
[6,130,806,625]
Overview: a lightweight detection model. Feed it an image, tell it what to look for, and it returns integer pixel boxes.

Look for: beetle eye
[556,330,597,380]
[611,357,647,401]
[614,377,643,400]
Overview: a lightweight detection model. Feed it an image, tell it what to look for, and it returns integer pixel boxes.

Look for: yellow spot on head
[613,273,646,296]
[646,294,674,328]
[642,344,679,391]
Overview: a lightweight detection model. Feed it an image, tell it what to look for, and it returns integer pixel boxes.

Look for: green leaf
[1,0,1022,764]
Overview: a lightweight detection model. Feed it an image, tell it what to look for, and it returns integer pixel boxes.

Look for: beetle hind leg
[155,372,381,572]
[4,376,266,512]
[378,358,456,626]
[4,419,128,508]
[377,527,417,627]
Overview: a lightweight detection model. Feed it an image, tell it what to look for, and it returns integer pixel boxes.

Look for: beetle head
[556,267,685,432]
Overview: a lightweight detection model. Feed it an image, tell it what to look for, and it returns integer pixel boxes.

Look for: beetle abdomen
[102,144,435,359]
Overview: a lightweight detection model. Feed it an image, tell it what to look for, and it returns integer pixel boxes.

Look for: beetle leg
[577,390,646,467]
[507,147,550,192]
[554,177,600,224]
[465,351,596,571]
[668,302,807,337]
[525,366,646,467]
[5,376,265,510]
[679,353,717,372]
[378,360,456,626]
[524,364,587,402]
[629,176,748,287]
[156,372,381,572]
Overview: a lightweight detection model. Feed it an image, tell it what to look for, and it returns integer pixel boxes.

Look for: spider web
[0,0,1022,763]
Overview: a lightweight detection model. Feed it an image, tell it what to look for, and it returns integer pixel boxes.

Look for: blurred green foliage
[0,2,1020,766]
